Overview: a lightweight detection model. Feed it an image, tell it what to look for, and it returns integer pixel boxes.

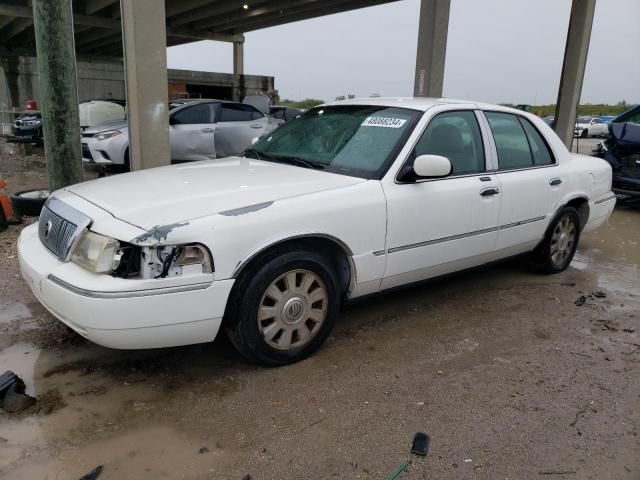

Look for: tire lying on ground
[10,189,49,217]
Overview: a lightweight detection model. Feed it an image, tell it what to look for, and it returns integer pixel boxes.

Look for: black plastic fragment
[79,465,103,480]
[574,296,586,306]
[411,432,430,456]
[592,290,607,299]
[0,370,26,400]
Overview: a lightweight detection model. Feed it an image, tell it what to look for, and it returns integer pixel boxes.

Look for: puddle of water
[0,302,32,324]
[575,208,640,294]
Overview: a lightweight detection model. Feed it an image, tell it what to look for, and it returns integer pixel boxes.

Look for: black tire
[224,248,340,366]
[580,128,588,138]
[10,189,49,217]
[0,206,7,232]
[530,206,580,274]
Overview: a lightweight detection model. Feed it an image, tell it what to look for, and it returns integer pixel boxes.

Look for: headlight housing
[70,230,119,273]
[95,130,122,141]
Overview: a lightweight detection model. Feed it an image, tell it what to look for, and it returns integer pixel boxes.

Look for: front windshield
[246,105,420,179]
[577,116,593,123]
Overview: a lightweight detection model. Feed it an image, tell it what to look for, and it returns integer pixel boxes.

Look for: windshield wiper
[270,155,326,170]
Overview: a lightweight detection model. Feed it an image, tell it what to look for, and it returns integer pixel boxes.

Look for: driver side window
[413,111,485,175]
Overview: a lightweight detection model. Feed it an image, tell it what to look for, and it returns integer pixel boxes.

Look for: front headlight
[70,230,119,273]
[96,130,122,141]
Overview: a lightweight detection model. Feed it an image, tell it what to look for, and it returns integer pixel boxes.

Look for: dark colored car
[269,106,302,123]
[593,122,640,197]
[13,112,43,143]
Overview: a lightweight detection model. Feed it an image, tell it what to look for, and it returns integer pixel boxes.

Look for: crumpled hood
[83,119,128,134]
[67,157,365,230]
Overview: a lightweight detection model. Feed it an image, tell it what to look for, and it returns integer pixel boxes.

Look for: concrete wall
[0,54,275,112]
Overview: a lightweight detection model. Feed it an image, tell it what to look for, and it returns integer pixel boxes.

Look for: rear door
[483,111,560,254]
[214,103,268,157]
[169,103,216,161]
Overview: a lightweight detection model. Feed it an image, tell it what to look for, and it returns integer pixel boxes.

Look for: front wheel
[580,128,588,138]
[224,249,340,366]
[530,207,580,273]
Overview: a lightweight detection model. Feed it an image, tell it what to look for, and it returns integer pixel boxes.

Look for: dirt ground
[1,138,639,480]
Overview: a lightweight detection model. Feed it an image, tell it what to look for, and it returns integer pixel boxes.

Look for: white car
[81,100,275,168]
[19,98,616,365]
[574,116,608,138]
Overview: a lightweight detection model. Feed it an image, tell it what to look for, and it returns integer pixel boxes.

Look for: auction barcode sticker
[361,117,407,128]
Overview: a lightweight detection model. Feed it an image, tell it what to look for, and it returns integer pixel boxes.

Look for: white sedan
[574,116,608,138]
[81,100,275,168]
[19,98,615,365]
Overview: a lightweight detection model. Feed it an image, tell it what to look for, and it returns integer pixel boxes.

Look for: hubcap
[550,216,576,266]
[257,269,328,351]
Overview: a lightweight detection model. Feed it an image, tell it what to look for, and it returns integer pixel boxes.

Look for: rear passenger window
[413,111,485,175]
[519,118,555,165]
[220,104,254,122]
[485,112,532,169]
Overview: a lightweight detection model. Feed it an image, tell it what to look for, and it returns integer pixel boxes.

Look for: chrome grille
[38,198,92,261]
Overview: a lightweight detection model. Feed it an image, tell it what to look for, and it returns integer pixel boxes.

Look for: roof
[325,97,512,112]
[0,0,400,57]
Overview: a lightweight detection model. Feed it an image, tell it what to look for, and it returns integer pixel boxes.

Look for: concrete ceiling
[0,0,400,56]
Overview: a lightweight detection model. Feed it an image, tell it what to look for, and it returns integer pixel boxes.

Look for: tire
[580,128,588,138]
[224,248,340,366]
[122,148,131,172]
[10,189,49,217]
[530,206,580,274]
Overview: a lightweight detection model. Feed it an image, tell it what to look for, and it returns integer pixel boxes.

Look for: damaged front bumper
[18,223,234,349]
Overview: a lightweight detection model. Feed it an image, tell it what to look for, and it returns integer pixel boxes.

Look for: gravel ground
[1,138,639,480]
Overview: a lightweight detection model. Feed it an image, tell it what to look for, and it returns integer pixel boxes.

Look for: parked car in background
[13,112,42,143]
[574,116,608,138]
[593,121,640,197]
[269,106,302,125]
[82,100,275,169]
[19,98,615,365]
[542,115,554,127]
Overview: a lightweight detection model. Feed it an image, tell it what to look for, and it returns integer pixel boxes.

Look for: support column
[233,40,244,102]
[553,0,596,149]
[32,0,83,191]
[120,0,170,170]
[413,0,450,98]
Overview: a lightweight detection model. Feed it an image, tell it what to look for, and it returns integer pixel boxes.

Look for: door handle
[549,178,562,186]
[200,128,214,133]
[250,124,263,129]
[480,187,500,196]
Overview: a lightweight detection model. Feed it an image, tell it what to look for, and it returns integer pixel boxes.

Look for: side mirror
[413,154,452,178]
[251,136,260,145]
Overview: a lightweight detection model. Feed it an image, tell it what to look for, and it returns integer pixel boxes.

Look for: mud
[1,140,639,479]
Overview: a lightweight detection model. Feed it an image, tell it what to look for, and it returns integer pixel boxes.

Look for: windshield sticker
[361,117,407,128]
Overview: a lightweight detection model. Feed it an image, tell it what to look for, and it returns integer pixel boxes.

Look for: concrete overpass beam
[553,0,596,149]
[120,0,170,170]
[413,0,450,98]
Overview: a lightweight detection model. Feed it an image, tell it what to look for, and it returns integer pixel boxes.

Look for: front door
[169,103,216,162]
[382,110,501,289]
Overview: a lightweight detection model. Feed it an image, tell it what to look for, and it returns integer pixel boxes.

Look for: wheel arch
[231,233,355,296]
[557,195,590,230]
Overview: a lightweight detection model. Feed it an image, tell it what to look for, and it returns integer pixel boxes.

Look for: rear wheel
[225,249,340,366]
[530,207,580,273]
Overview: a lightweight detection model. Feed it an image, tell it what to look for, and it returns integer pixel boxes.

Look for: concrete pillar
[32,0,84,191]
[413,0,450,98]
[233,40,244,76]
[553,0,596,149]
[120,0,170,170]
[232,40,244,102]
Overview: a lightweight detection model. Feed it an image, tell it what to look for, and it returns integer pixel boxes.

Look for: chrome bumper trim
[47,275,212,299]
